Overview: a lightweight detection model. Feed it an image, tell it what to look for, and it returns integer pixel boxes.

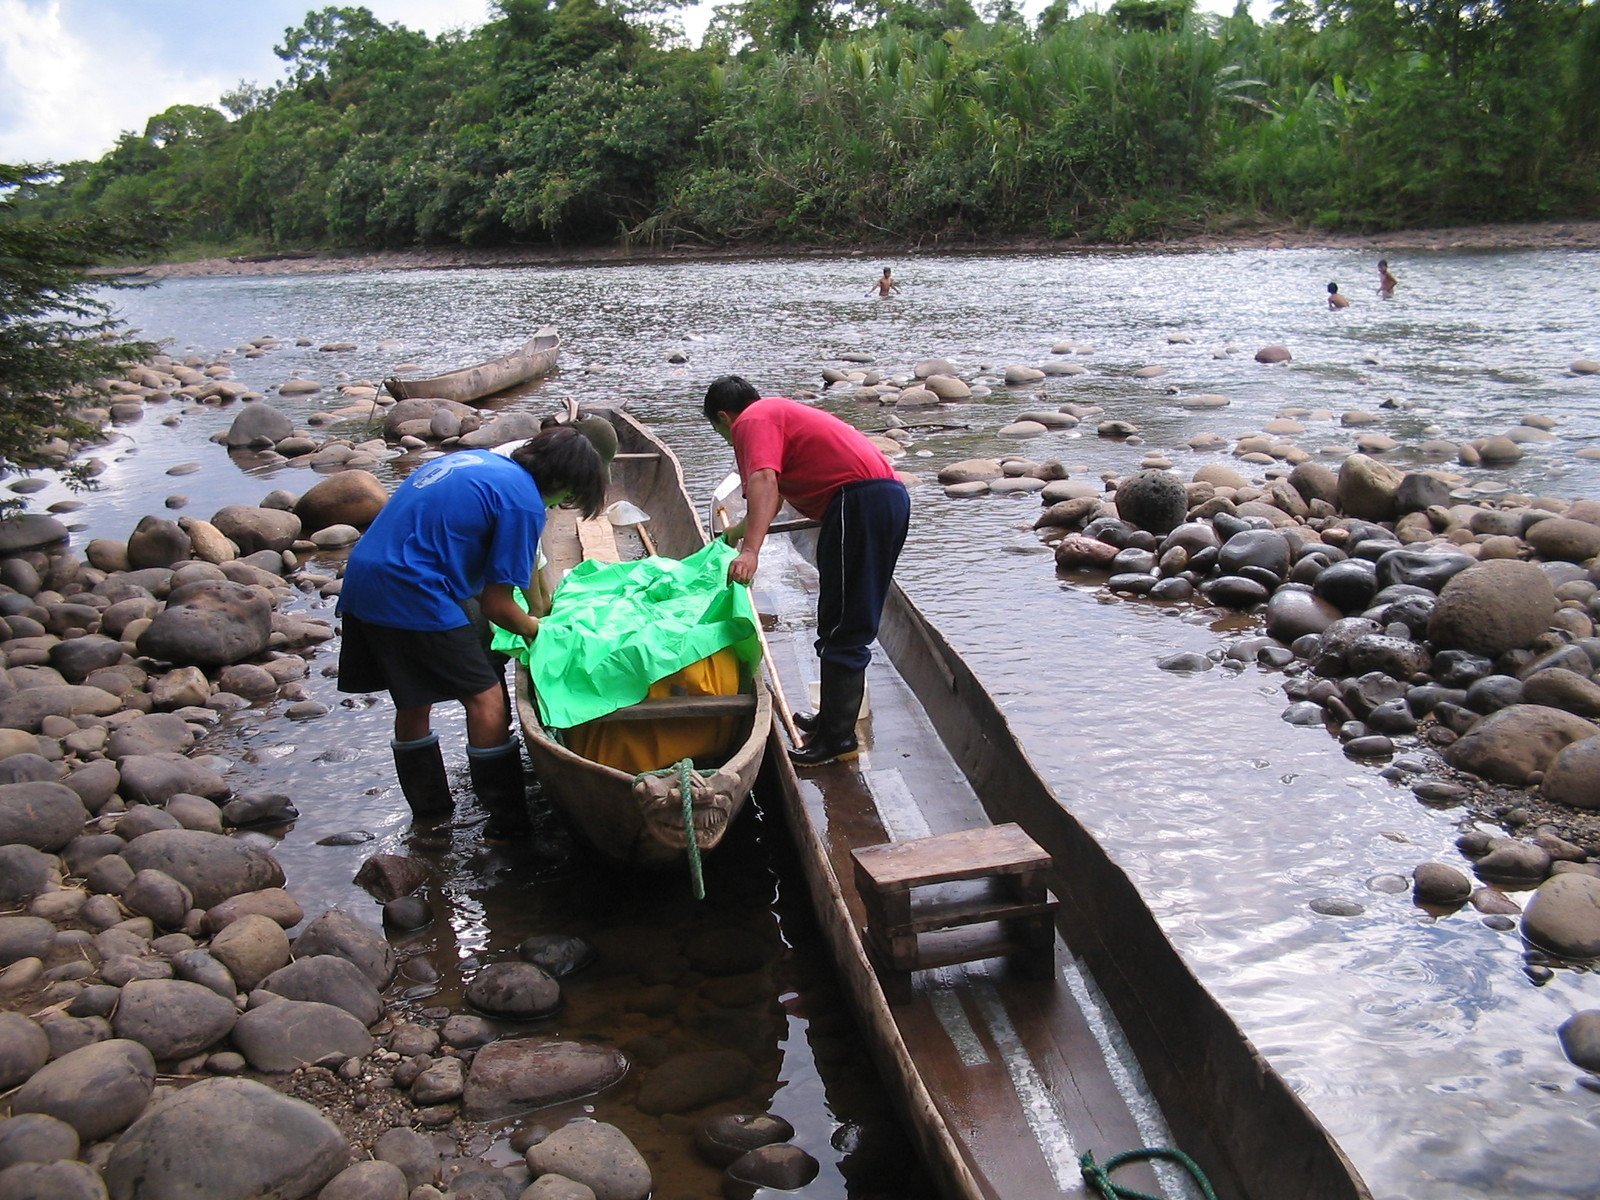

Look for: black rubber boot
[392,734,453,820]
[468,740,531,841]
[789,663,865,767]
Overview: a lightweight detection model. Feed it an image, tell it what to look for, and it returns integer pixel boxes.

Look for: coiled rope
[1079,1148,1218,1200]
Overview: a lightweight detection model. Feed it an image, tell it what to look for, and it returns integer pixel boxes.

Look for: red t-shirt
[730,397,896,520]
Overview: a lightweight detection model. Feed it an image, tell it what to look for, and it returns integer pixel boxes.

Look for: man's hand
[727,548,760,586]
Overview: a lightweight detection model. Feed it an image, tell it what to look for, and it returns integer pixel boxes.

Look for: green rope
[1079,1148,1219,1200]
[633,758,706,900]
[678,758,705,901]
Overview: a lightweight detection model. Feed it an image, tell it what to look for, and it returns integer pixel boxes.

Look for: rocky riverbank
[0,355,828,1197]
[6,318,1600,1197]
[106,219,1600,282]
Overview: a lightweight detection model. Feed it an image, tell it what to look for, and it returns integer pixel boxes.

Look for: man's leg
[390,704,452,820]
[461,683,530,840]
[794,480,910,767]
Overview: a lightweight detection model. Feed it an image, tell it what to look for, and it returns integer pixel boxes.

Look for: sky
[0,0,1259,167]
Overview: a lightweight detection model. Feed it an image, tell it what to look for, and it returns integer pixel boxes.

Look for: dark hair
[1328,282,1339,293]
[510,425,607,519]
[703,375,760,424]
[1377,259,1388,269]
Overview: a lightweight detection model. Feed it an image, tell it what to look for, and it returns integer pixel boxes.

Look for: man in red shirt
[704,375,911,766]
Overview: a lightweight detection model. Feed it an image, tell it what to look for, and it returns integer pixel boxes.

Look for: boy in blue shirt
[337,425,607,837]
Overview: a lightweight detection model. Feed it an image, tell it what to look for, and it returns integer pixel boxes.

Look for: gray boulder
[1427,560,1556,657]
[230,999,373,1072]
[137,580,273,668]
[1336,454,1404,521]
[1522,873,1600,958]
[0,514,68,555]
[259,955,383,1026]
[1526,517,1600,564]
[104,1077,348,1200]
[121,868,195,929]
[294,470,388,534]
[0,844,53,906]
[126,516,193,570]
[465,962,561,1020]
[11,1039,156,1141]
[0,685,121,733]
[463,1039,628,1120]
[48,635,124,684]
[121,829,285,909]
[0,1012,50,1090]
[1542,737,1600,810]
[0,1112,80,1170]
[1558,1011,1600,1071]
[0,1159,109,1200]
[106,712,202,761]
[209,506,301,556]
[524,1121,651,1200]
[1444,704,1598,786]
[224,405,294,448]
[317,1160,409,1200]
[117,753,229,804]
[111,979,238,1062]
[208,913,291,991]
[292,908,396,988]
[1113,471,1187,536]
[0,916,56,966]
[0,781,88,851]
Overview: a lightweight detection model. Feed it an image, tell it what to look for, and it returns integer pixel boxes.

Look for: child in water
[1377,260,1398,299]
[1328,282,1350,309]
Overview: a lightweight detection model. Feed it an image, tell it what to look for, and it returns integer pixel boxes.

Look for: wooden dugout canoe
[758,553,1372,1200]
[383,326,560,404]
[512,409,771,869]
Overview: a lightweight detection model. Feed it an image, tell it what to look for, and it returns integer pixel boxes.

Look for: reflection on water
[55,246,1600,1199]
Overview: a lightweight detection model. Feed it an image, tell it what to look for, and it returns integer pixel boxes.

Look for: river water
[43,248,1600,1198]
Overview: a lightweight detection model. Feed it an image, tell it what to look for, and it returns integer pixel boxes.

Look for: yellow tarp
[564,647,743,774]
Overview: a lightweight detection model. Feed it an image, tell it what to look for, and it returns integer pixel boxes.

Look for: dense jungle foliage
[11,0,1600,251]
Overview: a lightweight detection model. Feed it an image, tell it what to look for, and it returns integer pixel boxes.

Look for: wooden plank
[576,516,621,563]
[895,892,1058,937]
[853,823,1049,891]
[589,694,756,724]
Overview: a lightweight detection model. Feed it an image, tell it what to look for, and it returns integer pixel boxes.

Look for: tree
[0,164,166,495]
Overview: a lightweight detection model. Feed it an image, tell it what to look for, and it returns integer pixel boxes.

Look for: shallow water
[39,246,1600,1198]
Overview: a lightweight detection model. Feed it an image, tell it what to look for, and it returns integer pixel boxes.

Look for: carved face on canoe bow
[632,768,736,852]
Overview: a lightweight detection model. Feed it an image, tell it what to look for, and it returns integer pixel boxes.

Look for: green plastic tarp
[492,539,761,729]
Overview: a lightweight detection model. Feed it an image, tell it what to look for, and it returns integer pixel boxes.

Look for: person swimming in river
[867,267,901,298]
[1328,282,1350,309]
[1377,259,1398,299]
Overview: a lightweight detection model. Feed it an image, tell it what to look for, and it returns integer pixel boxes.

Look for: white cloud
[0,1,235,164]
[0,0,493,166]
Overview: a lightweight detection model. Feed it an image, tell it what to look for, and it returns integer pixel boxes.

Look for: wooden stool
[851,823,1058,1004]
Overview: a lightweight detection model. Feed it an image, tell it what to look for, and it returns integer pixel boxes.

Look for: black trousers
[814,478,911,671]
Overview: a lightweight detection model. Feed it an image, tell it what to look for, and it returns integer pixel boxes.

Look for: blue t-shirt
[338,449,546,631]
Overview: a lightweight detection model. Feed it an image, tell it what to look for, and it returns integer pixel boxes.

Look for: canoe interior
[512,408,771,868]
[758,536,1371,1200]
